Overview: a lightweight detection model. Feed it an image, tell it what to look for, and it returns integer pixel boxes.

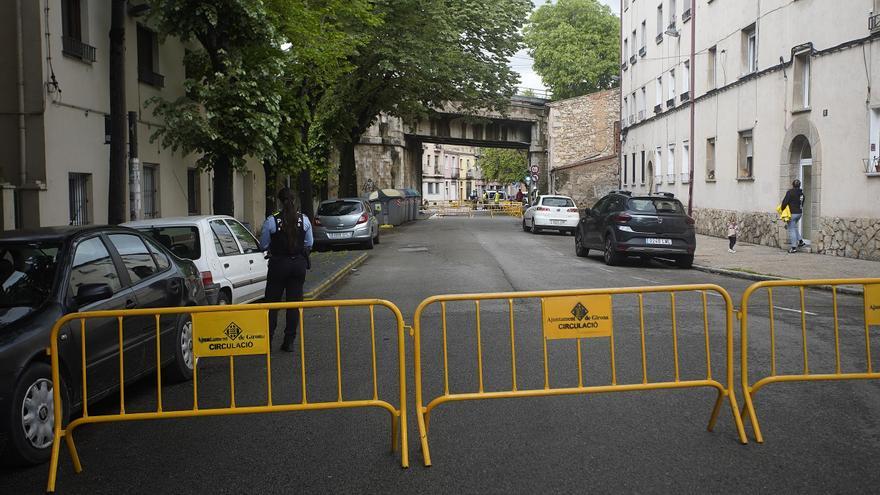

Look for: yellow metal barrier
[412,284,748,465]
[740,278,880,443]
[46,299,408,492]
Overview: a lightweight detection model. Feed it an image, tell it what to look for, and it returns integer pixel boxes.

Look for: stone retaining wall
[693,207,880,261]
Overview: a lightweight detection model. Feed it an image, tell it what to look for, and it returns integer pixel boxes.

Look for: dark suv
[574,191,696,267]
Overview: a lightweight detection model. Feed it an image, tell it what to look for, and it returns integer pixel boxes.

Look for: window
[226,220,261,254]
[143,237,171,271]
[623,155,628,185]
[683,0,691,21]
[655,148,663,180]
[738,130,754,179]
[140,226,201,260]
[707,46,718,89]
[669,0,677,28]
[667,69,676,106]
[211,220,242,256]
[640,86,647,120]
[70,237,122,297]
[793,50,811,110]
[68,173,92,226]
[631,30,637,58]
[640,21,647,54]
[870,109,880,173]
[706,138,716,180]
[681,141,690,183]
[655,77,663,111]
[630,91,636,123]
[656,4,664,39]
[109,234,158,285]
[187,169,200,215]
[541,197,575,207]
[137,25,164,87]
[682,61,690,100]
[61,0,96,62]
[142,163,159,219]
[640,151,646,184]
[632,153,637,186]
[623,96,628,125]
[743,25,757,75]
[667,144,676,182]
[624,38,629,62]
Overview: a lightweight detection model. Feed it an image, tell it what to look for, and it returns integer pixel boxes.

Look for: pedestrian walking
[515,188,524,203]
[727,217,738,253]
[259,188,313,351]
[780,179,806,254]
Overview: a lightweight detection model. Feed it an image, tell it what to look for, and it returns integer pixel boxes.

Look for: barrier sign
[867,284,880,326]
[193,309,269,357]
[542,294,612,340]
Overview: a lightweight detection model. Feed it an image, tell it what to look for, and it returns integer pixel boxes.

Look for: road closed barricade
[739,278,880,443]
[46,299,408,492]
[412,284,747,465]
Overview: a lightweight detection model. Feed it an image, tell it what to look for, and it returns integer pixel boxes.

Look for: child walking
[727,217,738,253]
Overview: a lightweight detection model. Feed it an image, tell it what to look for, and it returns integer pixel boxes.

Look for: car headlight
[617,225,635,233]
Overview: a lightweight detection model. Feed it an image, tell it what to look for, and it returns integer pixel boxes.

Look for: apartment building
[421,143,482,201]
[619,0,880,260]
[0,1,265,230]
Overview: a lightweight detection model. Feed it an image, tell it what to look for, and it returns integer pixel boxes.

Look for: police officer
[259,188,313,351]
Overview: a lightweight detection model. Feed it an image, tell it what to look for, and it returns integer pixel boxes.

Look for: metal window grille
[68,173,91,225]
[143,165,159,219]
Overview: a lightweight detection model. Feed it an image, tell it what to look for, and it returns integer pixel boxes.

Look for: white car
[522,195,580,234]
[123,215,268,305]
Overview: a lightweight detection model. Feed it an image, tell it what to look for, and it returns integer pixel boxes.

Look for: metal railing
[62,36,96,62]
[47,299,409,492]
[138,67,166,88]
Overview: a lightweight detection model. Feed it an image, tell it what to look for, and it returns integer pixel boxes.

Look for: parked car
[522,195,580,234]
[574,191,696,267]
[124,215,267,305]
[313,198,380,250]
[0,225,205,465]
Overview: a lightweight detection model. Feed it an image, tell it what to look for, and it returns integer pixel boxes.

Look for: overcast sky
[512,0,620,92]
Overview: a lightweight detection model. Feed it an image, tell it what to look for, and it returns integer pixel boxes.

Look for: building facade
[0,1,265,230]
[421,144,481,201]
[619,0,880,260]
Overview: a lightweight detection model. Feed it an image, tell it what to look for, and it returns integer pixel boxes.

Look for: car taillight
[567,208,578,213]
[685,216,696,225]
[356,213,368,224]
[200,271,213,287]
[314,217,322,226]
[536,207,550,211]
[612,213,632,223]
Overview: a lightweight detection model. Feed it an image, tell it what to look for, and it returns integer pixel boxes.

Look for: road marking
[705,292,724,298]
[773,306,819,316]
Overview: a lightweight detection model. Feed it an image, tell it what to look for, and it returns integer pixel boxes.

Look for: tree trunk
[297,168,314,220]
[108,0,126,225]
[338,140,357,198]
[213,156,235,216]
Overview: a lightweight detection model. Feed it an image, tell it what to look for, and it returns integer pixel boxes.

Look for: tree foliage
[478,148,528,186]
[524,0,620,100]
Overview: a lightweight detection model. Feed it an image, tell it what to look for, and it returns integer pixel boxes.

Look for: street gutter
[692,264,864,296]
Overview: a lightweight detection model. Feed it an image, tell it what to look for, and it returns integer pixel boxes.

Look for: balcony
[629,55,637,65]
[870,13,880,32]
[138,67,165,88]
[682,8,692,22]
[639,46,646,57]
[863,157,880,176]
[680,91,690,102]
[654,104,662,114]
[62,36,96,63]
[666,98,675,109]
[621,60,628,71]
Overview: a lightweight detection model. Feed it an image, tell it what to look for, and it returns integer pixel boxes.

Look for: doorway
[646,161,654,193]
[791,136,813,242]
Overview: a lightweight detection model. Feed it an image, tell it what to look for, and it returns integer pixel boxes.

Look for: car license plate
[550,219,566,225]
[327,232,352,239]
[646,238,672,245]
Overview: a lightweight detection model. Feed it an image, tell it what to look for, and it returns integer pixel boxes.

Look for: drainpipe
[128,111,142,220]
[686,0,696,216]
[15,0,27,187]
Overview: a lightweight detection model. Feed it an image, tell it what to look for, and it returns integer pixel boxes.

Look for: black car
[574,191,696,267]
[0,226,206,465]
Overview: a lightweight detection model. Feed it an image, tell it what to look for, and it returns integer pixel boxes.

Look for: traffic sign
[530,165,539,173]
[531,173,539,182]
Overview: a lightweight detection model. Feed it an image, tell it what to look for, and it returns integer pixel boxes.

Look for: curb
[304,253,368,301]
[692,263,864,296]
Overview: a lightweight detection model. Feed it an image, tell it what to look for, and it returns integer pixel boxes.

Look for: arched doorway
[789,135,813,242]
[646,161,655,193]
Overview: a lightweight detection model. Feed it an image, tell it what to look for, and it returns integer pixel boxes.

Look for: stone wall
[552,156,619,208]
[693,207,880,260]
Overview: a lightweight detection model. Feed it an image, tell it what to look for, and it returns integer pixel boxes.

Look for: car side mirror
[74,283,113,308]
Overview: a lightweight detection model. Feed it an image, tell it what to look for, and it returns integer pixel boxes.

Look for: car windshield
[318,201,362,216]
[0,242,61,308]
[138,226,201,260]
[541,197,574,207]
[628,198,685,214]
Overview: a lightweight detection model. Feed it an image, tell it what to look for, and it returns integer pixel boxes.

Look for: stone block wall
[552,156,619,208]
[547,88,619,167]
[693,207,880,260]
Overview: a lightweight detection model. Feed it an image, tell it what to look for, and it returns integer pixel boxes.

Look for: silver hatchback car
[313,198,380,249]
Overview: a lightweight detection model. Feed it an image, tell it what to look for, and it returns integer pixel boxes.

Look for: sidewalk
[692,234,879,292]
[303,250,368,300]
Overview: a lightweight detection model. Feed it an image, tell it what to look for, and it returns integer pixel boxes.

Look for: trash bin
[403,188,422,220]
[368,189,407,226]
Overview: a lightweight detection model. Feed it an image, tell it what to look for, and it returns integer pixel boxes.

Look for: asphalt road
[4,215,879,494]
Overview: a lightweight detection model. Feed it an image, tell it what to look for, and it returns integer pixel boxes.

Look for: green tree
[146,0,285,216]
[323,0,532,197]
[478,148,528,186]
[524,0,620,100]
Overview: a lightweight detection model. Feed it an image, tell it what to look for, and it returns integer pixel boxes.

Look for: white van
[124,215,268,304]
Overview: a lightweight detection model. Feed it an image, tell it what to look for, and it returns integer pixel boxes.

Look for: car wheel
[603,236,621,266]
[575,232,589,257]
[675,254,694,269]
[374,230,380,245]
[522,218,529,232]
[217,290,231,305]
[531,221,541,234]
[363,234,374,250]
[3,362,69,466]
[165,314,194,383]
